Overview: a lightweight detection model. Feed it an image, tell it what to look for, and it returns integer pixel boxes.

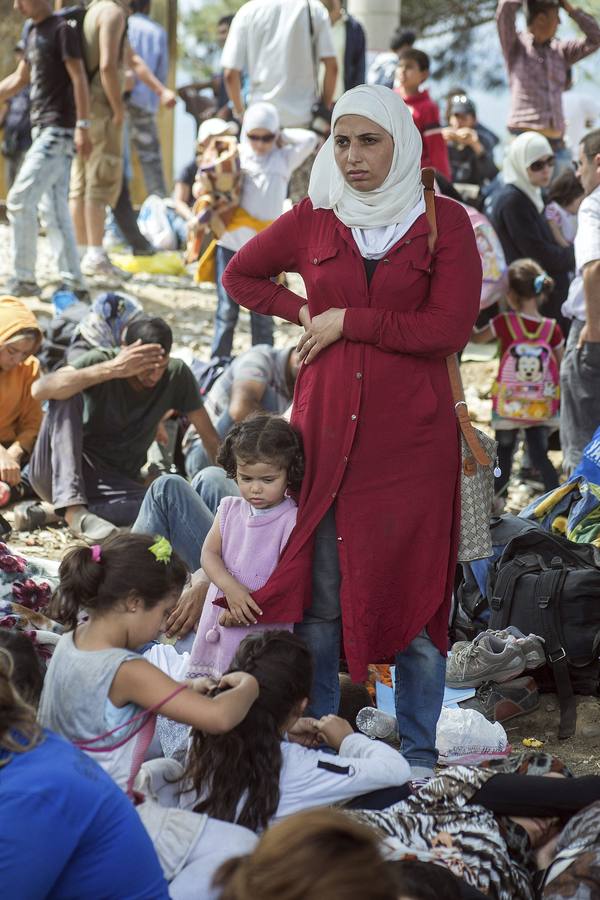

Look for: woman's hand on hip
[297,307,346,365]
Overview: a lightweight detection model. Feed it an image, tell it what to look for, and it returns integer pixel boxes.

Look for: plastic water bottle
[52,290,77,315]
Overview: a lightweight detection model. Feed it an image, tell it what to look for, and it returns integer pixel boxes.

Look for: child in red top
[394,49,451,180]
[472,258,564,501]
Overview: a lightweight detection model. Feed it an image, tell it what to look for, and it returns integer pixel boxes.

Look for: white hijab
[503,132,554,214]
[308,85,426,258]
[241,102,280,148]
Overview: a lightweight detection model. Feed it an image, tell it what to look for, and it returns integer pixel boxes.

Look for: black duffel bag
[488,530,600,739]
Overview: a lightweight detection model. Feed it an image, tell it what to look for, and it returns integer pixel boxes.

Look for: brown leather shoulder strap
[446,355,493,466]
[421,167,438,255]
[421,168,493,468]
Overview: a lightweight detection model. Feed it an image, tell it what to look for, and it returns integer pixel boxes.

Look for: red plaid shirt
[496,0,600,135]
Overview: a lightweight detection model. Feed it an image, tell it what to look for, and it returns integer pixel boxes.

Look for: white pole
[347,0,402,53]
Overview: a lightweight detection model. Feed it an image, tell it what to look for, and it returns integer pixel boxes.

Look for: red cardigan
[223,196,481,679]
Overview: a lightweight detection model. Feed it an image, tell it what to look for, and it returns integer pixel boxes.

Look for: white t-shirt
[563,92,600,150]
[177,732,411,825]
[218,128,317,252]
[562,184,600,322]
[221,0,335,127]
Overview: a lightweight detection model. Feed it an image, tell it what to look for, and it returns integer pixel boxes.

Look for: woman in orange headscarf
[0,296,43,504]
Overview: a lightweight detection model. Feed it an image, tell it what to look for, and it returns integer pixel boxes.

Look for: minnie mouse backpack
[492,313,560,425]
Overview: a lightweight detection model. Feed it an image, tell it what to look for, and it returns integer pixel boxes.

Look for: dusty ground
[2,223,598,773]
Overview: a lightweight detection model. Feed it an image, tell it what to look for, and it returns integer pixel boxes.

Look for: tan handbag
[422,168,497,562]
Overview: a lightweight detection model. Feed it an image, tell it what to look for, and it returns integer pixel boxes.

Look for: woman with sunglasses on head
[211,102,317,357]
[490,132,575,332]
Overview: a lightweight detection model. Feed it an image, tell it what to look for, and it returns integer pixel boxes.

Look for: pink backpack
[465,208,507,310]
[492,314,560,424]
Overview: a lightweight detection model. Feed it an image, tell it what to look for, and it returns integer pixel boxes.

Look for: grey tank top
[38,630,141,744]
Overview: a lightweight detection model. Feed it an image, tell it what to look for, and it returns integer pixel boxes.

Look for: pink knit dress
[187,495,298,679]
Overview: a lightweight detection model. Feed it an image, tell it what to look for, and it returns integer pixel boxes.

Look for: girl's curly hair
[217,414,304,491]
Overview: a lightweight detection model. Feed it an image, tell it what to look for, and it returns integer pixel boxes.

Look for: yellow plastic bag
[110,252,187,276]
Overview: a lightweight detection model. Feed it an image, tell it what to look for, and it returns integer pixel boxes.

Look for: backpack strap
[489,554,541,629]
[534,562,576,739]
[420,168,492,469]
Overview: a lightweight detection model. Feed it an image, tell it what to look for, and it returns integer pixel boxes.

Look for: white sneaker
[81,252,131,286]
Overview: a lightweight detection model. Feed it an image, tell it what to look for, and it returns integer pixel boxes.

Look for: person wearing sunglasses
[490,131,575,330]
[210,101,317,357]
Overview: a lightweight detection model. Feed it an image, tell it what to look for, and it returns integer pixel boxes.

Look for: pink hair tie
[90,544,102,563]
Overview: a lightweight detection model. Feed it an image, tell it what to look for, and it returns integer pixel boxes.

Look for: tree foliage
[0,1,24,80]
[179,0,245,77]
[402,0,497,37]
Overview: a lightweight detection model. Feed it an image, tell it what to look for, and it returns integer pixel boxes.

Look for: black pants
[473,773,600,818]
[112,177,153,255]
[495,427,559,495]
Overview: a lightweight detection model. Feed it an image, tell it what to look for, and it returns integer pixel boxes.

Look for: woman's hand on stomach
[297,308,346,365]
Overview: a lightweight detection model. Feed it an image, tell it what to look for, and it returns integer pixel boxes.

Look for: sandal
[67,510,119,542]
[13,500,58,532]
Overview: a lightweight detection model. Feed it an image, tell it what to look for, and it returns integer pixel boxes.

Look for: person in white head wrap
[220,83,482,780]
[309,84,426,258]
[490,130,574,326]
[502,131,555,214]
[209,101,316,357]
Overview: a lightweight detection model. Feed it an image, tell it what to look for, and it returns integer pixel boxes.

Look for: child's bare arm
[547,219,570,248]
[111,658,259,733]
[201,514,263,624]
[471,323,495,343]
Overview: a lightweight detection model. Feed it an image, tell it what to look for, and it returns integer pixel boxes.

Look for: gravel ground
[3,224,597,773]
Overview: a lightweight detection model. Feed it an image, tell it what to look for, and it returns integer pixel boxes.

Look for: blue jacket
[344,15,366,91]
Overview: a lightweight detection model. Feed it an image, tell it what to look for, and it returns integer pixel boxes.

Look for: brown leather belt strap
[420,168,492,469]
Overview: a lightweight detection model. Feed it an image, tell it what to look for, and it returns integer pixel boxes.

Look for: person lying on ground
[351,751,600,900]
[38,532,260,899]
[16,316,219,541]
[0,638,170,899]
[0,296,43,508]
[183,344,299,478]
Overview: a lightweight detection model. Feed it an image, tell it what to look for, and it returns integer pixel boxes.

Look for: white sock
[77,245,88,259]
[86,245,106,264]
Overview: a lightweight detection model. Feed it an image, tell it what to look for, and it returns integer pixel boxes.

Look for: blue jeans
[296,507,446,771]
[184,410,234,479]
[131,468,238,570]
[7,126,83,286]
[211,245,274,357]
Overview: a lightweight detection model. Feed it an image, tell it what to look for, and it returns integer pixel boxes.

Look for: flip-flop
[67,510,119,543]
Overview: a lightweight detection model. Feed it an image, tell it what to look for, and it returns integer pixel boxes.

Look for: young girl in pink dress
[187,414,304,680]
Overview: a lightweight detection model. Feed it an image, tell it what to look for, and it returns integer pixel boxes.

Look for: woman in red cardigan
[223,85,482,777]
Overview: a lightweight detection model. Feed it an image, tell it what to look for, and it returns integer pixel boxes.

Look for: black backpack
[488,530,600,739]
